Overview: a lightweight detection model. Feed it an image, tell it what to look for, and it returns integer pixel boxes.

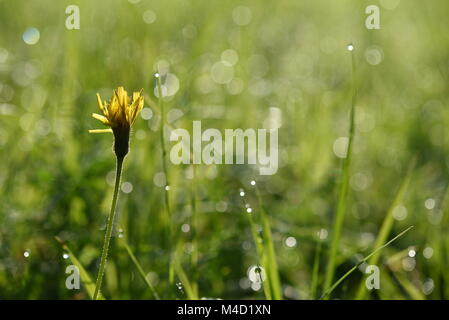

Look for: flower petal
[89,128,113,133]
[92,113,111,125]
[96,93,106,115]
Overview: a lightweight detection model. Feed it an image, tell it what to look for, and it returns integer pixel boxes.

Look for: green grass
[1,0,449,300]
[323,46,357,294]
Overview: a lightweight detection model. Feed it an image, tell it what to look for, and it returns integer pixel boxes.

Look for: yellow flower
[89,86,144,158]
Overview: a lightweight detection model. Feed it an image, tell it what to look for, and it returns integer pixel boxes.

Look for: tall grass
[2,0,448,300]
[321,226,414,299]
[323,45,357,293]
[155,74,175,292]
[354,160,415,299]
[120,237,160,300]
[242,183,282,300]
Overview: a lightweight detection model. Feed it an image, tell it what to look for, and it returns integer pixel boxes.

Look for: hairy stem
[93,156,124,300]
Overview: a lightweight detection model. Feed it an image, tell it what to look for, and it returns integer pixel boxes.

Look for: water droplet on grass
[23,28,40,45]
[247,265,266,283]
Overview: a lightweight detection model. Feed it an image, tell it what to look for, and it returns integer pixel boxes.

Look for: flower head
[89,86,144,158]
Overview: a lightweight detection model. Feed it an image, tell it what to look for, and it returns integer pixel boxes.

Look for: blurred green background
[1,0,449,299]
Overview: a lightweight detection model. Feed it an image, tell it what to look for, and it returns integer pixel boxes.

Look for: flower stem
[93,156,124,300]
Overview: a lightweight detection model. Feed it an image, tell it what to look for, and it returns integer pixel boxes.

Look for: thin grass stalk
[323,47,357,294]
[120,238,160,299]
[310,240,322,299]
[155,75,176,292]
[56,237,103,300]
[255,187,282,300]
[354,160,414,299]
[190,165,199,297]
[320,226,413,299]
[93,156,124,300]
[246,206,273,300]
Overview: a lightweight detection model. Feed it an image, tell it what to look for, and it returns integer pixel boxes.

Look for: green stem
[190,165,199,297]
[320,226,414,299]
[93,156,124,300]
[323,48,357,294]
[121,238,160,300]
[255,187,282,300]
[155,75,175,290]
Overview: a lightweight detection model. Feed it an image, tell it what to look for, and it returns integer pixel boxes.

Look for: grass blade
[246,202,273,300]
[354,160,414,299]
[119,238,160,300]
[173,243,199,300]
[323,45,357,293]
[257,192,282,300]
[56,237,104,300]
[320,226,414,299]
[310,240,322,299]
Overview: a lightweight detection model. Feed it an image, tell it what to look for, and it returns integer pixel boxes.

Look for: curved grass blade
[55,237,105,300]
[320,226,414,299]
[354,160,415,299]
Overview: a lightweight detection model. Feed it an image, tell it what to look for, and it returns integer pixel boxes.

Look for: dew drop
[63,253,70,260]
[23,28,40,45]
[247,265,266,283]
[285,236,297,248]
[181,223,190,233]
[347,44,354,52]
[423,247,433,259]
[23,250,30,258]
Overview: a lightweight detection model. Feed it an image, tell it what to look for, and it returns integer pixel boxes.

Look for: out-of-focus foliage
[0,0,448,299]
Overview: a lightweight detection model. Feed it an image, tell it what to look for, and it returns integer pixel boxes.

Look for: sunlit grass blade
[394,272,425,300]
[354,160,415,299]
[320,226,414,299]
[436,184,449,298]
[310,240,322,299]
[246,202,273,300]
[173,243,199,300]
[119,238,160,300]
[55,237,104,300]
[241,184,282,300]
[256,188,282,300]
[190,165,199,298]
[154,74,176,293]
[323,45,357,294]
